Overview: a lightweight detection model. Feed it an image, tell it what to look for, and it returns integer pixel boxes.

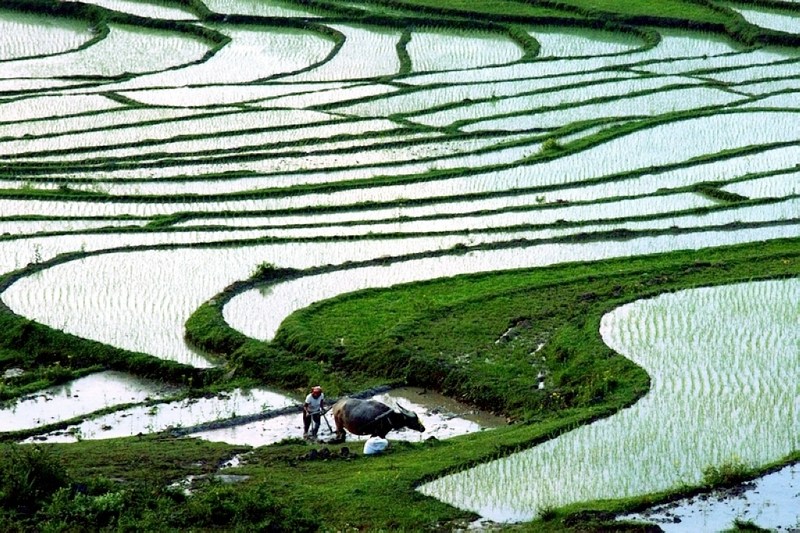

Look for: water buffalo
[331,397,425,441]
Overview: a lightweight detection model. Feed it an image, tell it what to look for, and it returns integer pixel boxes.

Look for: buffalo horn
[395,401,416,417]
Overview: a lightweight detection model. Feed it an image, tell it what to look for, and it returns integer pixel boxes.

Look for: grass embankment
[241,239,799,416]
[346,0,800,46]
[172,239,799,530]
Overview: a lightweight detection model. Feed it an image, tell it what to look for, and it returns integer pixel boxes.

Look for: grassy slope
[355,0,742,30]
[556,0,732,22]
[357,0,575,18]
[225,239,798,530]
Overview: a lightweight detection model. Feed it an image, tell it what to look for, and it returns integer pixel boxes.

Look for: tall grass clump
[38,480,319,532]
[702,458,754,488]
[0,444,69,517]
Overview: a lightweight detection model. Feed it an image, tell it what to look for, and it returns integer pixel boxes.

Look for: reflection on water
[23,388,296,443]
[0,371,179,432]
[619,463,800,532]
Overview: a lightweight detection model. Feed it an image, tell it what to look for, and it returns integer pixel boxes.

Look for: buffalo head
[393,401,425,433]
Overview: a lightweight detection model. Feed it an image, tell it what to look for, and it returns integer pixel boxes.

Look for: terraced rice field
[0,0,798,528]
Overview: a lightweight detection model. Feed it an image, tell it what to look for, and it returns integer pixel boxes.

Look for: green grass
[557,0,735,23]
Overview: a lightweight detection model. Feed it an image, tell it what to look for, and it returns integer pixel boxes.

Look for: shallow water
[24,388,296,444]
[0,94,121,124]
[338,72,637,117]
[640,48,795,77]
[463,86,745,132]
[530,26,643,58]
[706,59,800,85]
[66,0,198,20]
[0,23,211,79]
[402,31,744,86]
[0,10,91,61]
[0,108,334,158]
[191,387,505,447]
[33,134,527,192]
[0,105,219,139]
[115,82,349,108]
[214,192,714,236]
[411,75,702,128]
[723,173,800,198]
[731,6,800,35]
[201,0,320,18]
[0,228,269,276]
[1,10,799,526]
[619,463,800,532]
[29,117,402,163]
[406,29,523,72]
[98,25,334,90]
[0,371,179,432]
[0,236,475,365]
[0,219,146,240]
[282,24,401,82]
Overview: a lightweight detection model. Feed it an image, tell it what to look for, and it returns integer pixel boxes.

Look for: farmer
[303,385,325,439]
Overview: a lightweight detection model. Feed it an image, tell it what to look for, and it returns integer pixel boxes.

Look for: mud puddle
[191,387,506,447]
[22,388,297,443]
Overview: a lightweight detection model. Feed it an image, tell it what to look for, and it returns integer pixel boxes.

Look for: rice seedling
[115,81,348,107]
[0,23,212,79]
[283,24,403,82]
[723,173,800,198]
[99,25,336,90]
[467,87,744,131]
[0,95,122,125]
[69,0,198,21]
[705,58,800,84]
[729,5,800,35]
[405,28,523,72]
[740,90,800,109]
[410,76,708,128]
[530,25,643,57]
[0,10,92,60]
[203,0,321,18]
[639,48,797,76]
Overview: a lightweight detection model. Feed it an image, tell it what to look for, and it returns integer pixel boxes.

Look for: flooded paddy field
[418,279,799,522]
[0,0,798,530]
[0,370,180,432]
[0,11,93,60]
[192,387,506,447]
[23,387,297,444]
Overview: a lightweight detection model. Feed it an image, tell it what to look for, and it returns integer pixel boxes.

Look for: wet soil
[619,462,800,531]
